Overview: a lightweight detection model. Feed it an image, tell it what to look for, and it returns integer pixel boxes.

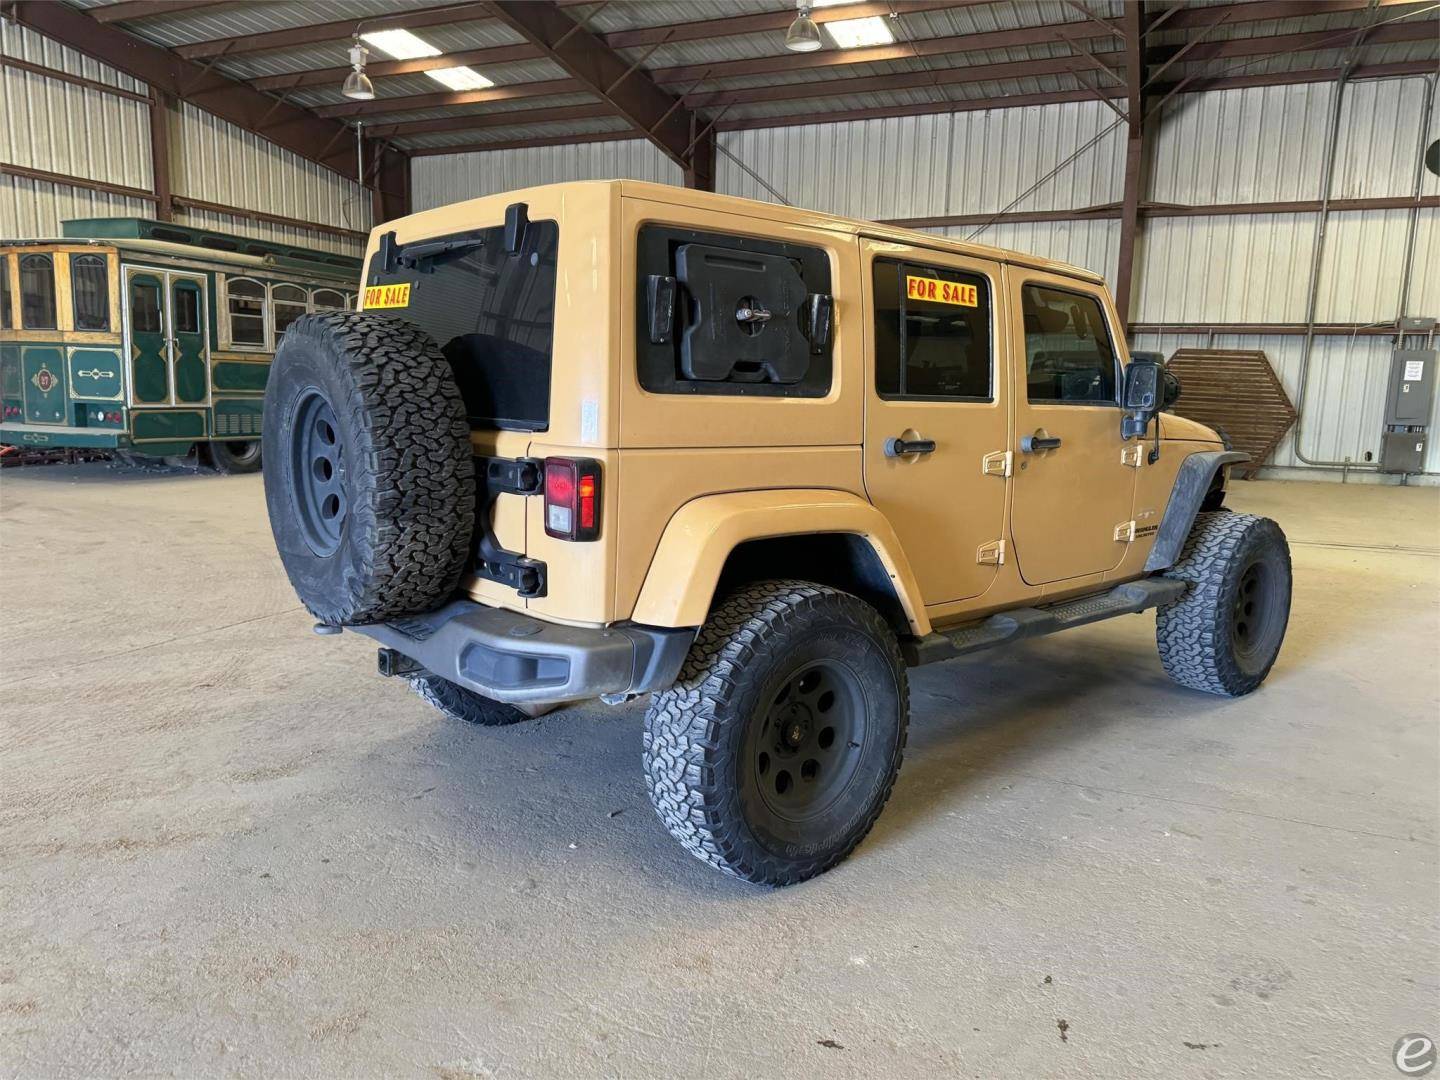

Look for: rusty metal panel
[1164,348,1298,475]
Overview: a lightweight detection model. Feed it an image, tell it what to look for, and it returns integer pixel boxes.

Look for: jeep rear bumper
[352,600,695,705]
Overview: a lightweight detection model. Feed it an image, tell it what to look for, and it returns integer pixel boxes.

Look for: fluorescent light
[360,29,440,60]
[824,15,895,48]
[427,66,494,91]
[359,29,494,92]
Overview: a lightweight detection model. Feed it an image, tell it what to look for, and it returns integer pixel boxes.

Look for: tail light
[543,457,601,542]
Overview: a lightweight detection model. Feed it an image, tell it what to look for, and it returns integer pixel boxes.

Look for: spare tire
[262,311,475,625]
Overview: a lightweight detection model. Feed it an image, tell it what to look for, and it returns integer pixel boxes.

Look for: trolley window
[70,254,110,331]
[227,277,266,347]
[312,288,346,311]
[130,278,162,334]
[0,256,12,329]
[272,283,307,340]
[19,254,56,330]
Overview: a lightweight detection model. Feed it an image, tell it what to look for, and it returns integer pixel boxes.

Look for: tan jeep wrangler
[262,180,1292,886]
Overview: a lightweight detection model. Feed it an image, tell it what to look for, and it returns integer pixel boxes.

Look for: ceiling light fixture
[785,4,823,52]
[341,38,375,101]
[360,28,495,92]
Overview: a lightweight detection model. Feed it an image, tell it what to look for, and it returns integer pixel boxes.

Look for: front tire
[408,672,531,727]
[1156,511,1292,696]
[644,581,908,886]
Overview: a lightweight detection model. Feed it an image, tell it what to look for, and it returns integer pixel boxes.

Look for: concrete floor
[1,465,1436,1079]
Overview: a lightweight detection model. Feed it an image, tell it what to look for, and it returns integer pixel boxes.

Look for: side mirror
[1122,354,1162,439]
[1162,368,1182,410]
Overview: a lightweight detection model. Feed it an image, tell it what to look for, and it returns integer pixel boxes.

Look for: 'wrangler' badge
[362,283,411,309]
[906,275,977,307]
[30,365,57,393]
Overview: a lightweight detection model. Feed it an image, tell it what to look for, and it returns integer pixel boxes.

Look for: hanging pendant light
[785,4,822,52]
[341,38,375,100]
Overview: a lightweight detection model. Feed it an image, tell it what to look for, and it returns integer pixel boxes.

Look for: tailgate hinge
[982,449,1013,478]
[976,539,1006,565]
[474,455,547,598]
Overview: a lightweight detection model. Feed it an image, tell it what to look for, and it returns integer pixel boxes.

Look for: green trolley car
[0,218,360,471]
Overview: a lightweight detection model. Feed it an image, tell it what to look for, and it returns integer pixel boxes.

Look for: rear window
[364,219,558,432]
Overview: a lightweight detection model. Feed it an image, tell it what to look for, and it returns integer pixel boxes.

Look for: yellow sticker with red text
[362,283,411,309]
[906,275,976,307]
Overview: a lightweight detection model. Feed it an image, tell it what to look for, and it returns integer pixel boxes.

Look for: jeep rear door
[860,240,1009,606]
[1005,269,1136,585]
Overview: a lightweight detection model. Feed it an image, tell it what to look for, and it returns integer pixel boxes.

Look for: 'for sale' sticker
[906,275,977,307]
[363,283,411,309]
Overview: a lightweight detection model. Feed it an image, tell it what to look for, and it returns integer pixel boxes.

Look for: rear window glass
[20,254,56,330]
[364,219,558,432]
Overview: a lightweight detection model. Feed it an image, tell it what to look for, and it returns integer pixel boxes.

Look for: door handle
[884,436,937,458]
[1020,431,1062,453]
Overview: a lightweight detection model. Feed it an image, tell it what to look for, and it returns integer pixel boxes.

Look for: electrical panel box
[1384,350,1436,426]
[1380,348,1435,474]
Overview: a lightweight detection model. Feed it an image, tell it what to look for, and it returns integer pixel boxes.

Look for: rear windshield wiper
[398,235,486,269]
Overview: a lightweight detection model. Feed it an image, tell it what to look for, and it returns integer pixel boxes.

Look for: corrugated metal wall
[410,74,1437,475]
[1,22,368,255]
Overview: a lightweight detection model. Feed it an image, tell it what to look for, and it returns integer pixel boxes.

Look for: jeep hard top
[261,180,1291,885]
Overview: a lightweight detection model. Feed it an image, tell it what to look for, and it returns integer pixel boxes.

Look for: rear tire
[644,581,908,886]
[261,312,475,626]
[408,672,531,727]
[207,439,262,474]
[1156,511,1291,696]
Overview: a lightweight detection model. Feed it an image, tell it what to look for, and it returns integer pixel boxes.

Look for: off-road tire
[408,672,531,727]
[644,581,908,886]
[1156,511,1291,696]
[207,439,262,474]
[262,311,475,625]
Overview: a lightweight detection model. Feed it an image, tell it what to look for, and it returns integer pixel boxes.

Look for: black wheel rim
[223,440,261,465]
[748,659,867,823]
[289,389,346,557]
[1230,558,1283,669]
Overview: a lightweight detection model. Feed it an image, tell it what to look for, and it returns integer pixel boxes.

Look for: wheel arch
[1145,450,1250,572]
[629,489,930,637]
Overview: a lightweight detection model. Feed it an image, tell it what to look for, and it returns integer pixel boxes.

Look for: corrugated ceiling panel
[1135,213,1317,324]
[410,139,681,211]
[1150,83,1336,205]
[0,173,151,238]
[173,101,373,236]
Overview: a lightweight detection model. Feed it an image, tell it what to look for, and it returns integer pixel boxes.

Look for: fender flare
[1144,450,1250,571]
[630,489,931,635]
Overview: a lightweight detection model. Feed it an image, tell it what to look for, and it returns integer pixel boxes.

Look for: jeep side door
[861,240,1009,606]
[1006,270,1136,584]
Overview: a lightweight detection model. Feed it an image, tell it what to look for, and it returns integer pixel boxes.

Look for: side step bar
[902,577,1188,667]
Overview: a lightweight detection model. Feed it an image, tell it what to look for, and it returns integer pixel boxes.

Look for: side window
[1021,284,1118,404]
[130,278,162,333]
[873,259,992,400]
[226,277,266,347]
[0,256,12,329]
[635,224,833,398]
[312,288,346,311]
[19,254,57,330]
[70,254,111,332]
[271,283,307,340]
